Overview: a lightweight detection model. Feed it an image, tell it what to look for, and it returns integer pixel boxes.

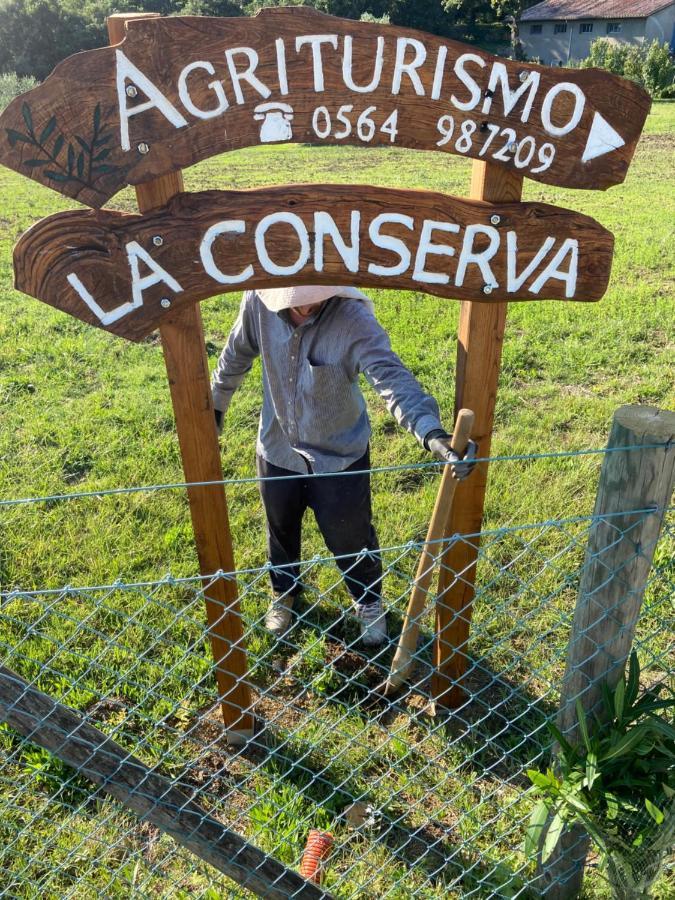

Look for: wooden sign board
[14,184,614,341]
[0,8,650,207]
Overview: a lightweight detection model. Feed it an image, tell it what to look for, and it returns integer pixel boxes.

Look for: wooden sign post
[432,163,522,710]
[2,9,651,734]
[108,13,253,744]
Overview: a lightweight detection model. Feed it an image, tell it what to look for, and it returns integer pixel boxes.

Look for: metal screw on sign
[490,215,501,226]
[126,85,138,98]
[153,236,164,247]
[138,142,150,155]
[483,284,494,295]
[508,142,518,153]
[160,298,171,309]
[519,71,529,83]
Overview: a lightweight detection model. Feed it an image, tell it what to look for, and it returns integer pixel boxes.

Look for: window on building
[554,23,567,34]
[607,22,622,34]
[530,24,543,34]
[580,23,594,34]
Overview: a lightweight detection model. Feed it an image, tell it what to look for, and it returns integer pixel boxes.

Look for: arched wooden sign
[1,7,651,738]
[15,185,614,341]
[0,7,650,207]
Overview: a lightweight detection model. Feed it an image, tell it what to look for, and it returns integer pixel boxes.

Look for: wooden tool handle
[383,408,475,694]
[450,408,475,457]
[427,408,476,545]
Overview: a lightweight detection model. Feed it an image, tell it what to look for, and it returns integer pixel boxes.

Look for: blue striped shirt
[211,291,443,474]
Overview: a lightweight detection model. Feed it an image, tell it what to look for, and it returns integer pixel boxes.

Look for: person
[211,285,477,648]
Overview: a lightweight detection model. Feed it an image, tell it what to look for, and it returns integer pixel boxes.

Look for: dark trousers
[257,449,382,605]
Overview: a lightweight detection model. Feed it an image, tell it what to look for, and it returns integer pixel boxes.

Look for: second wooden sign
[14,184,614,342]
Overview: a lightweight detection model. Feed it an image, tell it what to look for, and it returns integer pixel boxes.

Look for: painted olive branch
[6,102,119,193]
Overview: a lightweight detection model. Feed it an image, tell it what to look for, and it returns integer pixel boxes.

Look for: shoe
[354,599,387,647]
[265,594,294,637]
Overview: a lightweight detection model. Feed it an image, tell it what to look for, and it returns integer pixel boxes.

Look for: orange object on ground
[300,830,334,884]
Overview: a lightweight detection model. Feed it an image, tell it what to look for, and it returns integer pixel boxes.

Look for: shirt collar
[279,297,335,329]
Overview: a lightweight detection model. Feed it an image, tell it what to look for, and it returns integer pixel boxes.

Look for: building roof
[520,0,674,21]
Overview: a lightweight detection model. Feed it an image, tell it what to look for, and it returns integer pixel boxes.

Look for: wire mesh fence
[0,468,673,898]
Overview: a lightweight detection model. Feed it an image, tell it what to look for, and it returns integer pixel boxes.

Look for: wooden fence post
[107,14,253,743]
[432,161,523,710]
[0,666,328,900]
[540,404,675,898]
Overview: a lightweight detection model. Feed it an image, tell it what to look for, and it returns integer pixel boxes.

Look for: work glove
[214,408,224,435]
[424,429,478,480]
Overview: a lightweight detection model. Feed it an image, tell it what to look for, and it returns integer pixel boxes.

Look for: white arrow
[582,112,626,163]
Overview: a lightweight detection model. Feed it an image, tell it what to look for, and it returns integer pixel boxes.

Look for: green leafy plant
[0,72,38,113]
[21,744,91,808]
[580,38,675,99]
[525,653,674,897]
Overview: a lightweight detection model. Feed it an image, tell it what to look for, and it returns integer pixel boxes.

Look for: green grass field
[0,103,673,898]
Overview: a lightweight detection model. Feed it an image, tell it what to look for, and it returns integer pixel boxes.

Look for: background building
[519,0,675,64]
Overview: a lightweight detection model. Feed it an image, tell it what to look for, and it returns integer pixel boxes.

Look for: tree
[0,0,102,79]
[642,40,675,98]
[393,1,458,35]
[0,0,528,81]
[0,0,247,80]
[442,0,493,24]
[179,0,245,13]
[0,71,37,111]
[580,37,675,99]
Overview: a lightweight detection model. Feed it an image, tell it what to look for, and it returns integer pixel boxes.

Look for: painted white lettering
[529,238,579,297]
[482,64,540,123]
[455,225,500,287]
[412,220,460,285]
[343,35,385,93]
[451,53,485,112]
[295,34,339,92]
[201,221,253,284]
[127,242,184,306]
[392,38,427,96]
[178,61,229,120]
[67,273,138,326]
[314,210,361,273]
[224,47,271,105]
[541,83,585,137]
[115,50,188,152]
[368,213,415,277]
[431,46,448,101]
[506,232,556,293]
[256,212,311,276]
[275,38,289,95]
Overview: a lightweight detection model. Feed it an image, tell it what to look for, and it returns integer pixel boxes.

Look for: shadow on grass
[214,598,560,898]
[231,702,536,900]
[251,593,557,786]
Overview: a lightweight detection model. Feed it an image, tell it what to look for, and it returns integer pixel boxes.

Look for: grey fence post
[0,665,331,900]
[539,405,675,898]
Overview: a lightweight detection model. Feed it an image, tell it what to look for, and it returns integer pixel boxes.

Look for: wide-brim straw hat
[257,285,374,315]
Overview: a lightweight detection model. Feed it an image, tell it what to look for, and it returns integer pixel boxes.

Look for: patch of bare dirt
[640,132,675,149]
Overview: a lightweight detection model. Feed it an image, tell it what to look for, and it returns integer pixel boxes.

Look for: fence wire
[0,495,673,897]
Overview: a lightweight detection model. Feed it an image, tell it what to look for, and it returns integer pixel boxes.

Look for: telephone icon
[253,102,294,143]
